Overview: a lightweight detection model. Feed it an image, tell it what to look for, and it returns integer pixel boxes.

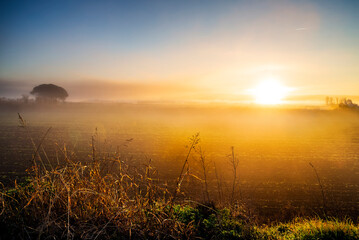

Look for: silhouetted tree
[30,84,68,102]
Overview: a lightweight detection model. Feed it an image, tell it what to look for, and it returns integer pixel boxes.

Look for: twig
[170,133,200,211]
[309,162,326,215]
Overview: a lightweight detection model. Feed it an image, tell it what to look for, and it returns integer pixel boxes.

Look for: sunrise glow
[1,2,359,236]
[250,78,292,105]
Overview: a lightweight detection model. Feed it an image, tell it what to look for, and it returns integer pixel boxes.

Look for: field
[1,102,358,225]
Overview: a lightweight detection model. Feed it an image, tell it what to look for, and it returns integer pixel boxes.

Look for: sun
[249,78,291,105]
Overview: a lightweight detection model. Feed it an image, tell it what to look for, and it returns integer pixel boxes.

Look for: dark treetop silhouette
[30,84,68,102]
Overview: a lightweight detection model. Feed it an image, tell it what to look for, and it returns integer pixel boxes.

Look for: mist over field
[1,0,359,238]
[1,103,358,222]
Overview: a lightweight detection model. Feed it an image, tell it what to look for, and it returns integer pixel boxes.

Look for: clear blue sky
[0,0,358,101]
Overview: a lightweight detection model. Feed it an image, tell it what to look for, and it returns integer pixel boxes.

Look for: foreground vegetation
[1,154,358,239]
[0,115,358,239]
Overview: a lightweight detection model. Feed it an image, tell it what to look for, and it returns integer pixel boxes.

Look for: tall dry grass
[1,114,358,239]
[2,117,253,239]
[0,114,177,239]
[1,144,178,239]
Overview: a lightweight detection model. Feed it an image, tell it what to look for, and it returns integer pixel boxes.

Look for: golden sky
[0,0,358,103]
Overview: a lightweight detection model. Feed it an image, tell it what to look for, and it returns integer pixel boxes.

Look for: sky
[0,0,358,103]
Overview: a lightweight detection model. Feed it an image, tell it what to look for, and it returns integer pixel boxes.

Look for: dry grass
[0,114,180,239]
[1,157,172,239]
[0,150,257,239]
[0,120,249,239]
[0,114,358,239]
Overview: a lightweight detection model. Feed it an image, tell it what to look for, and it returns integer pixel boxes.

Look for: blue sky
[0,0,358,101]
